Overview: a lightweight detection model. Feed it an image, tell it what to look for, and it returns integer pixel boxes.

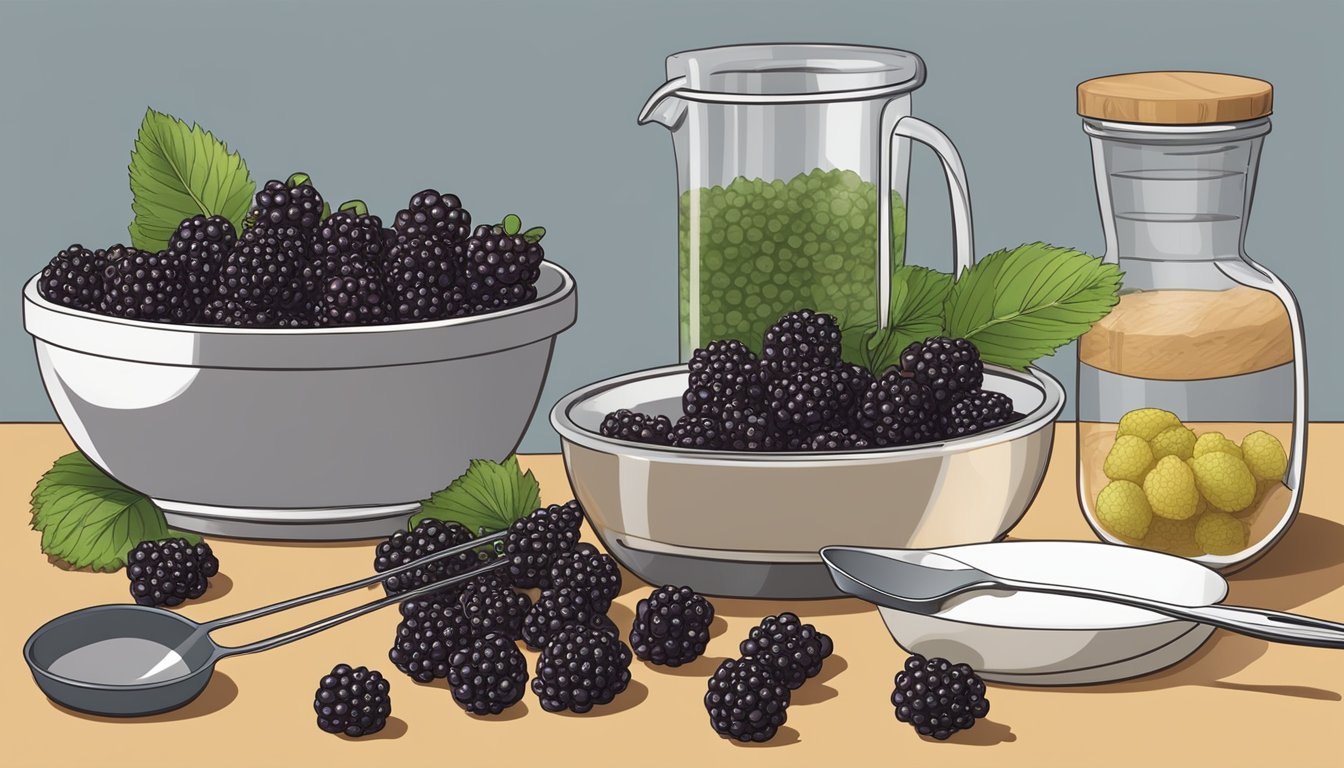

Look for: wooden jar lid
[1077,71,1272,125]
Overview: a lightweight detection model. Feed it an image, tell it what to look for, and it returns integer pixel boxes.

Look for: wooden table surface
[2,423,1341,767]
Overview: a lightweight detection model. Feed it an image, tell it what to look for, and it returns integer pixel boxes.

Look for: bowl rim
[550,362,1066,464]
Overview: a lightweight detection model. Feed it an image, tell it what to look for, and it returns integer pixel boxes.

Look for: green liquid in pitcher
[678,167,906,352]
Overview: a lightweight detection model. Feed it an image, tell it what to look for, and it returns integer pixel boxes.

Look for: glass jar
[1075,72,1307,572]
[638,44,973,356]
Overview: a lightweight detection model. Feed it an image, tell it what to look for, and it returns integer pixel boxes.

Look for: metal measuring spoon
[820,546,1344,648]
[24,531,507,717]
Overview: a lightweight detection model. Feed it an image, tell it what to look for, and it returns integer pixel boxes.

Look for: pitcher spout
[637,76,689,129]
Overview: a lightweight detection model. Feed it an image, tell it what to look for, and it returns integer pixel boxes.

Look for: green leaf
[842,266,952,374]
[943,242,1123,370]
[501,214,522,236]
[30,452,185,571]
[522,226,546,243]
[410,456,541,535]
[127,108,255,252]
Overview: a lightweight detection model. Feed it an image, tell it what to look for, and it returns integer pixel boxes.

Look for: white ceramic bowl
[22,263,577,540]
[842,540,1228,685]
[550,363,1066,598]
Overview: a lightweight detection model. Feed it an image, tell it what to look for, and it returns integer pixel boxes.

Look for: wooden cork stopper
[1078,72,1272,125]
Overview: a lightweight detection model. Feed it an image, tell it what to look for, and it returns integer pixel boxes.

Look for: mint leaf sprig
[410,456,541,536]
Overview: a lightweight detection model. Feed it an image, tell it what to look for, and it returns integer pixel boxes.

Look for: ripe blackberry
[548,543,622,613]
[899,337,984,411]
[740,612,833,690]
[945,390,1019,438]
[522,586,607,651]
[502,501,584,588]
[389,593,474,682]
[459,572,531,642]
[705,657,790,742]
[839,363,876,406]
[760,308,843,379]
[310,204,389,326]
[891,653,990,740]
[99,245,190,322]
[373,518,481,597]
[448,633,529,715]
[207,224,306,324]
[167,215,236,320]
[669,415,726,450]
[860,370,939,447]
[714,401,773,451]
[39,244,106,310]
[600,409,673,445]
[126,538,219,607]
[456,272,539,315]
[683,339,767,417]
[251,174,325,230]
[766,367,855,438]
[314,663,391,737]
[385,233,461,321]
[532,625,632,714]
[463,218,545,289]
[393,189,471,242]
[810,427,872,451]
[629,585,715,667]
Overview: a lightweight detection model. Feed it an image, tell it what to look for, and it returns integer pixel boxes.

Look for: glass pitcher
[638,43,974,356]
[1074,72,1307,572]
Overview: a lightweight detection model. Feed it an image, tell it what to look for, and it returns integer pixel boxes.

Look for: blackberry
[548,543,622,613]
[705,657,790,742]
[463,216,545,289]
[388,593,474,682]
[860,370,939,447]
[502,501,584,588]
[310,203,390,326]
[522,586,606,651]
[39,244,106,310]
[99,245,190,322]
[455,272,539,315]
[207,224,306,324]
[766,367,855,439]
[760,308,843,379]
[629,585,715,667]
[899,337,984,411]
[448,633,529,715]
[373,518,481,597]
[891,653,990,741]
[126,538,219,607]
[600,409,673,445]
[393,189,471,242]
[251,174,325,230]
[810,427,872,451]
[459,572,531,641]
[167,215,236,321]
[739,612,833,690]
[532,625,632,714]
[314,664,391,737]
[839,363,876,407]
[385,233,460,321]
[669,415,726,450]
[713,401,773,451]
[944,390,1019,438]
[683,339,767,416]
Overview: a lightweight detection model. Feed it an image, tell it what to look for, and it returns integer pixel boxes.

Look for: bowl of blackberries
[551,309,1065,599]
[22,176,576,540]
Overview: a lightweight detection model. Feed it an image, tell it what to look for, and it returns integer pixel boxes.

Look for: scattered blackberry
[502,501,584,588]
[891,653,990,741]
[532,625,632,714]
[600,409,673,445]
[522,586,606,650]
[99,245,190,322]
[314,664,391,737]
[766,367,855,438]
[548,543,622,612]
[126,538,219,607]
[310,205,389,326]
[739,612,833,690]
[463,217,545,289]
[669,415,726,450]
[448,633,530,715]
[39,245,105,310]
[385,233,460,321]
[629,585,715,667]
[459,572,531,641]
[206,224,306,324]
[389,593,474,682]
[705,657,791,742]
[760,308,842,379]
[683,339,767,416]
[899,337,984,411]
[373,518,481,597]
[810,427,872,451]
[251,174,325,230]
[393,189,471,242]
[167,216,236,320]
[944,390,1019,438]
[860,370,939,447]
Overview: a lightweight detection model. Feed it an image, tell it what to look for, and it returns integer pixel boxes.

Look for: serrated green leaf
[842,266,952,374]
[944,242,1123,370]
[410,456,541,535]
[127,108,255,251]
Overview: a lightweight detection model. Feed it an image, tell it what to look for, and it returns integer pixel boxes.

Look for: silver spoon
[820,546,1344,648]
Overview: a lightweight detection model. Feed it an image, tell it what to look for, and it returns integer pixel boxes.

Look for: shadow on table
[709,597,872,618]
[47,671,239,723]
[339,716,408,741]
[1225,513,1344,610]
[729,726,801,748]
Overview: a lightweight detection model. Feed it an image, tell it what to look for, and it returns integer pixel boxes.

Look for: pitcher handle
[878,114,975,327]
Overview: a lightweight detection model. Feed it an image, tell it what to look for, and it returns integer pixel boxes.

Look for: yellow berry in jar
[1188,452,1258,513]
[1103,435,1155,484]
[1193,432,1243,461]
[1194,511,1249,556]
[1095,480,1153,539]
[1144,515,1200,557]
[1150,426,1197,461]
[1117,408,1183,442]
[1241,430,1288,481]
[1143,455,1201,520]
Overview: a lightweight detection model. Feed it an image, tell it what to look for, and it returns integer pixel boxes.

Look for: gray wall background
[2,0,1338,452]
